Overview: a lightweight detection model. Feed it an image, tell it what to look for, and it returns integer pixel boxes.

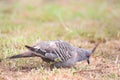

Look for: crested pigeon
[7,40,99,68]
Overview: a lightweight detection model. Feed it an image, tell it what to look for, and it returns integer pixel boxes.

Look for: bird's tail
[6,51,36,59]
[91,42,100,53]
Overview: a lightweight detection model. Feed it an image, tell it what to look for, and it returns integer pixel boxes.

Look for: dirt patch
[0,40,120,80]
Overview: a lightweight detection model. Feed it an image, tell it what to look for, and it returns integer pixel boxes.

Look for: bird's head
[77,42,100,64]
[77,49,91,64]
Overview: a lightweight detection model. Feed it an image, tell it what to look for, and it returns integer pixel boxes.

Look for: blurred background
[0,0,120,79]
[0,0,120,41]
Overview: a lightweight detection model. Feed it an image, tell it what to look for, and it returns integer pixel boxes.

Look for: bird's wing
[54,40,74,62]
[25,40,74,62]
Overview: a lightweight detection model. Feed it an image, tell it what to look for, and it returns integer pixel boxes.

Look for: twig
[115,55,119,64]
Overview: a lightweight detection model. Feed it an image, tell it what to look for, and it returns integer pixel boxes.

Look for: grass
[0,0,120,80]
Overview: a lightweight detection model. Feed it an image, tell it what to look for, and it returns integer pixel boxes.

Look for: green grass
[0,0,120,80]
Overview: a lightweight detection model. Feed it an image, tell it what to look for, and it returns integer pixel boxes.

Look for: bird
[7,40,99,69]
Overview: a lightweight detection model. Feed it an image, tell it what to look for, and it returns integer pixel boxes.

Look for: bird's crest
[91,42,100,53]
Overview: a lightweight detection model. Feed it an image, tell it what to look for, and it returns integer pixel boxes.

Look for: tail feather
[6,51,37,59]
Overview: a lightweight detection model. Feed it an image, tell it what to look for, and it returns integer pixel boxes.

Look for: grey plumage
[7,40,99,68]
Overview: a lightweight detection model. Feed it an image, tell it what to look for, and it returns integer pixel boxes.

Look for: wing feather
[27,40,74,62]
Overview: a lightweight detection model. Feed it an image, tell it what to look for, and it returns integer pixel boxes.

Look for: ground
[0,0,120,80]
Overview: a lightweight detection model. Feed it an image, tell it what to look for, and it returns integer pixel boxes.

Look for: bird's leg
[50,64,55,70]
[72,65,77,70]
[49,62,56,70]
[50,62,61,70]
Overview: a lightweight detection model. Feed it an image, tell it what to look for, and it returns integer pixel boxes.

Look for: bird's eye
[86,54,90,58]
[38,49,41,51]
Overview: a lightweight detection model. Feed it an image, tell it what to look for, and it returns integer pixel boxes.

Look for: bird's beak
[87,59,90,64]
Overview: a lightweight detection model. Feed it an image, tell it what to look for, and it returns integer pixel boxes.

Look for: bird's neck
[75,48,82,61]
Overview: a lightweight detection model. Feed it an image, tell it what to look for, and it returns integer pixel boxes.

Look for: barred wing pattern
[54,41,74,62]
[32,40,74,62]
